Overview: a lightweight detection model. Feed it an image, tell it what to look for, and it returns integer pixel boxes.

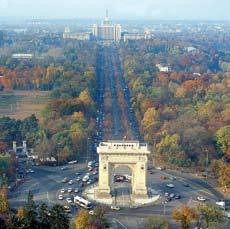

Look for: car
[92,170,98,175]
[58,194,64,200]
[63,205,71,213]
[68,188,73,193]
[74,188,79,193]
[86,179,92,185]
[169,193,175,198]
[226,211,230,219]
[164,192,169,197]
[111,206,120,210]
[75,172,80,176]
[197,196,206,202]
[60,188,65,193]
[169,176,176,181]
[160,175,167,180]
[66,198,72,204]
[216,200,225,207]
[62,177,68,183]
[88,167,93,172]
[183,182,189,187]
[82,175,89,182]
[61,167,67,171]
[166,184,174,188]
[175,194,181,199]
[68,180,73,185]
[165,197,172,202]
[156,166,165,170]
[76,176,81,181]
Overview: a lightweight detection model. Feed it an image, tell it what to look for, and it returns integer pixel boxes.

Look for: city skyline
[0,0,230,21]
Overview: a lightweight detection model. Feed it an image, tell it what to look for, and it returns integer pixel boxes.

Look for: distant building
[123,31,153,42]
[156,64,171,73]
[63,27,91,41]
[12,53,33,59]
[92,10,121,42]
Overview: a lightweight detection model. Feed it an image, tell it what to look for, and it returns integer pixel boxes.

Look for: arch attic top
[97,140,150,155]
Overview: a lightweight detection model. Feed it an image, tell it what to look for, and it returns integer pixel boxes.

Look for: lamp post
[86,137,90,164]
[57,142,61,167]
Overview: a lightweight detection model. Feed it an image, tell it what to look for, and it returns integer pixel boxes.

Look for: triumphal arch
[96,140,150,200]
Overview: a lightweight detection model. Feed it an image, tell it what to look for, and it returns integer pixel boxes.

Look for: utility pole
[205,148,209,178]
[153,138,156,168]
[57,143,61,167]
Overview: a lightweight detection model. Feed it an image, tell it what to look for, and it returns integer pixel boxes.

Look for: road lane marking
[112,218,127,229]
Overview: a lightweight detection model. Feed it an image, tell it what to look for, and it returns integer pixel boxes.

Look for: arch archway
[96,140,150,201]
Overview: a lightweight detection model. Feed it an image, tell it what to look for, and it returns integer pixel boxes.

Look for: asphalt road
[8,164,230,228]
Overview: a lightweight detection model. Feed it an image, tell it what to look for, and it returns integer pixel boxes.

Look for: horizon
[0,0,230,21]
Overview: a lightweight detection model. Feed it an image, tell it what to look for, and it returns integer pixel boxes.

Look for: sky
[0,0,229,20]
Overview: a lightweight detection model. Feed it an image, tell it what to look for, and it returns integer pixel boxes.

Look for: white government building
[92,10,121,42]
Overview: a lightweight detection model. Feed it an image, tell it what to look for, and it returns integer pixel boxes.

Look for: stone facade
[96,140,150,200]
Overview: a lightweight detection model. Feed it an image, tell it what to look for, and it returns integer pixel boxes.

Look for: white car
[82,176,89,182]
[68,180,73,185]
[197,196,206,201]
[169,193,175,198]
[58,194,64,200]
[216,200,225,207]
[60,188,65,193]
[166,184,174,188]
[156,166,165,170]
[111,206,120,210]
[76,177,81,181]
[86,179,92,185]
[66,198,72,204]
[68,188,73,193]
[74,188,79,193]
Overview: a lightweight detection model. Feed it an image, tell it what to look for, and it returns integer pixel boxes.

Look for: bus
[74,196,92,209]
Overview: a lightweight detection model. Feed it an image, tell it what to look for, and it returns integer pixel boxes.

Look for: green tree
[24,190,38,229]
[38,203,51,229]
[144,216,169,229]
[50,204,69,229]
[215,126,230,156]
[197,203,224,228]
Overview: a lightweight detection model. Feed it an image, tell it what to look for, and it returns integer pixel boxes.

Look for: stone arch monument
[96,140,150,200]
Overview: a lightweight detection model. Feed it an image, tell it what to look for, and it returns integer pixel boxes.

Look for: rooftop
[97,140,150,154]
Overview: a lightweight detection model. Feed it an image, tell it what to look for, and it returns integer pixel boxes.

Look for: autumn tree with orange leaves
[172,205,197,229]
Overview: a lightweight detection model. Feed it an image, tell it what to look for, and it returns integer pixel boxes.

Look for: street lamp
[86,137,91,163]
[57,143,61,167]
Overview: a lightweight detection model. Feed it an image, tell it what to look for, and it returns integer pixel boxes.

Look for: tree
[17,207,26,218]
[74,209,91,229]
[197,203,224,228]
[0,186,9,214]
[172,205,197,229]
[144,216,169,229]
[50,204,69,229]
[38,203,51,229]
[24,190,38,229]
[215,126,230,157]
[91,206,109,229]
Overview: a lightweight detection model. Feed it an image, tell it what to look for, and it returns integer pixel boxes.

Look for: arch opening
[110,164,133,207]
